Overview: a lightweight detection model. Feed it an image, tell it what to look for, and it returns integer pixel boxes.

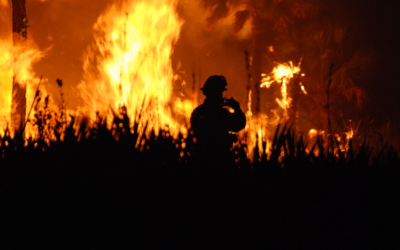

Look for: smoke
[177,0,251,49]
[24,0,112,108]
[0,0,11,38]
[174,0,252,105]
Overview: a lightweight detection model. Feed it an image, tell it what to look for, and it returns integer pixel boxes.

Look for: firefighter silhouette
[190,75,246,165]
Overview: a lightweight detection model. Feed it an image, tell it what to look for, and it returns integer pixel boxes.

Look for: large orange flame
[0,0,46,136]
[77,0,187,143]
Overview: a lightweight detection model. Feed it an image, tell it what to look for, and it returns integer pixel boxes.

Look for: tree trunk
[251,33,262,116]
[250,13,264,116]
[288,76,301,128]
[11,0,27,132]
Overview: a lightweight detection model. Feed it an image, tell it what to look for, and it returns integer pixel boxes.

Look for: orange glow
[238,90,272,162]
[261,61,304,121]
[300,82,307,95]
[242,60,305,161]
[0,40,13,134]
[0,2,46,137]
[77,0,186,145]
[308,127,356,156]
[308,129,318,139]
[268,46,274,52]
[0,0,362,162]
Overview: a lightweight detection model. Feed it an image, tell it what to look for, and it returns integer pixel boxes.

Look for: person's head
[201,75,227,100]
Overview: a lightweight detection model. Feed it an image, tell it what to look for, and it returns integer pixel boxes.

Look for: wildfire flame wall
[1,0,255,127]
[0,0,324,158]
[1,0,387,157]
[1,0,258,134]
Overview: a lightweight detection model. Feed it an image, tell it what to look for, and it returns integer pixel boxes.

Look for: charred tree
[288,76,302,128]
[249,12,264,117]
[11,0,28,132]
[250,16,273,117]
[250,32,262,116]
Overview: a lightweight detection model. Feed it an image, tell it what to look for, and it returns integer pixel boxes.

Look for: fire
[237,60,304,161]
[0,0,12,134]
[0,0,46,136]
[238,90,271,162]
[173,97,196,135]
[308,128,318,139]
[308,123,357,156]
[0,0,362,162]
[261,61,304,120]
[0,40,13,134]
[261,61,301,87]
[237,61,304,161]
[77,0,185,143]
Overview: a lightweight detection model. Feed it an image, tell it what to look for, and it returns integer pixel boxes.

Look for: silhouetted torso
[190,98,246,165]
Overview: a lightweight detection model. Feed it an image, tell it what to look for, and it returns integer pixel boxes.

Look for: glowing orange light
[77,0,187,146]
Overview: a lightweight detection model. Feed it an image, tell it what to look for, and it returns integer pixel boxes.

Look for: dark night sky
[348,1,400,122]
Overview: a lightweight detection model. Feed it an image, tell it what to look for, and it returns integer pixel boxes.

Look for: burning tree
[11,0,28,132]
[202,0,320,116]
[197,0,376,159]
[201,0,373,135]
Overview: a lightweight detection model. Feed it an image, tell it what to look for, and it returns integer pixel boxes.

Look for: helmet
[201,75,228,94]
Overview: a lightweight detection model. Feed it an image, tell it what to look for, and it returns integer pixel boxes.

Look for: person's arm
[224,98,246,132]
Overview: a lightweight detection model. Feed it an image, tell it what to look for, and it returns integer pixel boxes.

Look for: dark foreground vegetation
[1,107,399,249]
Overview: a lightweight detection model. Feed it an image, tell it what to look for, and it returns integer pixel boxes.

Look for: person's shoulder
[191,104,206,120]
[192,103,206,114]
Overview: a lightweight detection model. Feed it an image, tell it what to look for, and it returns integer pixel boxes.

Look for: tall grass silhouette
[0,91,399,249]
